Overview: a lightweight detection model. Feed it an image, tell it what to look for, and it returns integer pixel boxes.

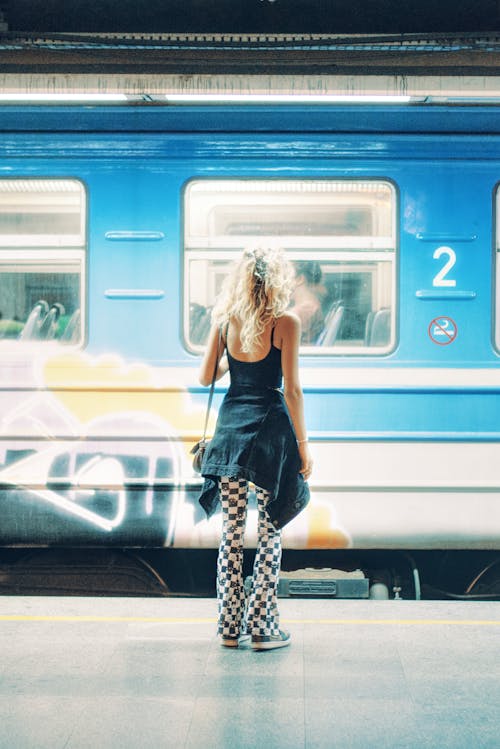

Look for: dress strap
[270,322,276,346]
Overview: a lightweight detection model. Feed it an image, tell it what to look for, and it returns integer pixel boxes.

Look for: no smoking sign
[428,316,458,345]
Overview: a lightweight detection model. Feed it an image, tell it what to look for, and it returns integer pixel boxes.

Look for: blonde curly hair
[212,247,294,353]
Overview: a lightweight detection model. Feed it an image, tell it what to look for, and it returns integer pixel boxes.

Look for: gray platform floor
[0,596,498,749]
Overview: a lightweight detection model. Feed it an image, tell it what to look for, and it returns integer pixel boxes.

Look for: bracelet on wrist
[297,438,308,445]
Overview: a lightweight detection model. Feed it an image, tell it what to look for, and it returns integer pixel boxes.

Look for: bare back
[226,317,281,363]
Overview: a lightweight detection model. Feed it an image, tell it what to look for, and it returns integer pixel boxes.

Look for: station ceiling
[1,0,498,85]
[3,0,499,34]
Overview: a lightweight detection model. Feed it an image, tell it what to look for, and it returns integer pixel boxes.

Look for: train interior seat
[364,309,376,344]
[19,300,49,340]
[60,308,81,343]
[19,300,70,341]
[190,303,212,345]
[317,303,344,346]
[366,307,391,346]
[37,303,65,340]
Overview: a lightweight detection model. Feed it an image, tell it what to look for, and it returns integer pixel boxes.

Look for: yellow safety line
[0,615,499,626]
[286,618,500,626]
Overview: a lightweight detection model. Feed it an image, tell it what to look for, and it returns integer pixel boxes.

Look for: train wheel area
[0,595,499,748]
[0,548,499,601]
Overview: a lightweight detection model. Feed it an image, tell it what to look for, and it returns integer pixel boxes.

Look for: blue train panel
[0,102,499,551]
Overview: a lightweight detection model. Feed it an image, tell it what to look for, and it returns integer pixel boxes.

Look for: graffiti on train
[0,350,350,550]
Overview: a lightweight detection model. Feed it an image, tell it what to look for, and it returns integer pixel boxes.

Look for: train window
[184,179,396,354]
[0,180,85,344]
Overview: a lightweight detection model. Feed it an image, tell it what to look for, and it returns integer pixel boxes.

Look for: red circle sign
[428,317,458,345]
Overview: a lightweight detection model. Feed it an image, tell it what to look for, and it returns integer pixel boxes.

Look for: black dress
[199,326,310,529]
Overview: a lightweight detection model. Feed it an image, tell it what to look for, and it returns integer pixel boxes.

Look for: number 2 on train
[432,246,457,287]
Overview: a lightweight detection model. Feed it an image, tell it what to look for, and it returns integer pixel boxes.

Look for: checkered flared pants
[217,476,282,638]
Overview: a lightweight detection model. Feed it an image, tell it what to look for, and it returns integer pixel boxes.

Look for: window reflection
[0,180,85,345]
[185,179,396,354]
[290,261,326,344]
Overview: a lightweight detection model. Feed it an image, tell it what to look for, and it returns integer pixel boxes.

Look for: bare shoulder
[275,311,301,343]
[277,311,300,329]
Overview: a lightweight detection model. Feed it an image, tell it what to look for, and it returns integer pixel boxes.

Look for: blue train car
[0,98,499,596]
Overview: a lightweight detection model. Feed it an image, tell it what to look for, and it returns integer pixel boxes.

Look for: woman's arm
[276,313,313,480]
[198,324,229,386]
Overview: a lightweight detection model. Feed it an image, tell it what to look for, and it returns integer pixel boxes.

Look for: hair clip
[254,256,266,280]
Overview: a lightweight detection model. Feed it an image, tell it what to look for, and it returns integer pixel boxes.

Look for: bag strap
[201,327,222,442]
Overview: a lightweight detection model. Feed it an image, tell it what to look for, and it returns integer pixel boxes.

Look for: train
[0,94,499,599]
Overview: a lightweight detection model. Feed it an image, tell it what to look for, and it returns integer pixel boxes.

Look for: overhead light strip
[0,93,128,102]
[1,93,499,105]
[161,94,414,104]
[0,92,413,104]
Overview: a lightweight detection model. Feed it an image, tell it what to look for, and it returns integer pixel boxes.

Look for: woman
[290,260,326,344]
[198,247,313,652]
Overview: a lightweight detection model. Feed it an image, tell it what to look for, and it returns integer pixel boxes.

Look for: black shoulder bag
[190,328,222,474]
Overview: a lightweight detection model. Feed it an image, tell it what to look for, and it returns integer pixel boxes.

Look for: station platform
[0,596,498,749]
